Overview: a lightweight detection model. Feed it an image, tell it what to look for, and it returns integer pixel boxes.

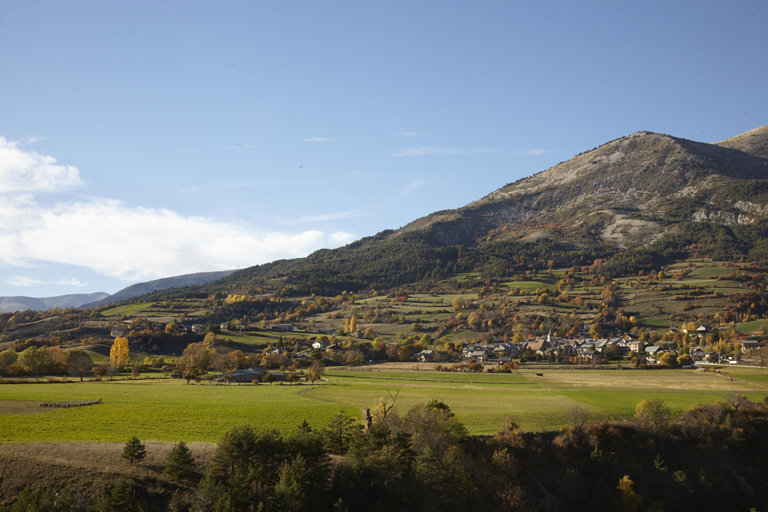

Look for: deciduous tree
[66,351,93,382]
[180,342,217,369]
[110,337,130,369]
[18,346,46,378]
[634,399,670,433]
[0,347,18,370]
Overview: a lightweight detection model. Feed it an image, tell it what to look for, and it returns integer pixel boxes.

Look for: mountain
[391,125,768,249]
[0,293,110,314]
[84,270,237,307]
[130,125,768,299]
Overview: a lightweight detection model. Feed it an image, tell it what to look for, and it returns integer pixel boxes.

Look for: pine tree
[164,441,196,480]
[96,476,143,512]
[121,437,146,465]
[168,489,187,512]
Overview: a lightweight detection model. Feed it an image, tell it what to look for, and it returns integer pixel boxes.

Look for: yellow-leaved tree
[110,337,130,369]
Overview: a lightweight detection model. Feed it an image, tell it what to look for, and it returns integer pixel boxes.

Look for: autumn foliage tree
[180,342,217,369]
[110,337,130,369]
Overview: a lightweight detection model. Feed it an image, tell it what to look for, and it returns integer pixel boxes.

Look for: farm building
[266,324,299,332]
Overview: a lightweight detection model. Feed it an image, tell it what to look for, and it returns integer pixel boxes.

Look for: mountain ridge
[83,269,236,308]
[0,293,109,314]
[388,126,768,250]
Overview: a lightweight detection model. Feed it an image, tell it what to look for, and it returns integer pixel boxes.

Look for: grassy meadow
[2,366,766,443]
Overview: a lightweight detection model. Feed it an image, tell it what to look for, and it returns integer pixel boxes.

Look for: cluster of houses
[414,325,758,365]
[110,323,206,338]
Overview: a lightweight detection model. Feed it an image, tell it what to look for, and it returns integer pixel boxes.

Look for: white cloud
[54,278,87,287]
[397,131,422,137]
[328,232,354,245]
[225,144,254,150]
[0,137,353,283]
[304,137,335,142]
[391,147,501,157]
[7,276,43,286]
[0,196,353,282]
[515,149,551,156]
[0,137,82,193]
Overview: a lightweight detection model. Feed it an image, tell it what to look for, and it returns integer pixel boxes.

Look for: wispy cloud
[391,147,501,157]
[514,149,551,157]
[225,143,254,150]
[0,136,82,193]
[8,276,43,286]
[304,137,335,142]
[398,179,427,197]
[397,131,422,137]
[182,178,342,193]
[54,278,87,287]
[287,211,362,224]
[18,135,44,146]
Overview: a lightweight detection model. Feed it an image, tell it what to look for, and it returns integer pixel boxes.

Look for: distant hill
[83,270,236,308]
[0,293,110,314]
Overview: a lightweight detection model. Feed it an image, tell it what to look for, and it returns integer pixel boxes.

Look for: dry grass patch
[358,362,442,371]
[0,441,216,476]
[527,369,756,392]
[0,401,55,416]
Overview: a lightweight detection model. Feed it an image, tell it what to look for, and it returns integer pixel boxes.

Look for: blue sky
[0,0,766,297]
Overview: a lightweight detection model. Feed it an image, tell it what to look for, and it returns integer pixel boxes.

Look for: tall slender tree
[110,337,130,369]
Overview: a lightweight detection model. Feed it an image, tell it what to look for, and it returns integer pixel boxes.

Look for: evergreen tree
[323,412,357,455]
[9,485,73,512]
[164,441,197,480]
[95,476,143,512]
[121,437,147,465]
[167,489,187,512]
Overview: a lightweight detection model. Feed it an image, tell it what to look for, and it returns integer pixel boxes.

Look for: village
[203,321,761,383]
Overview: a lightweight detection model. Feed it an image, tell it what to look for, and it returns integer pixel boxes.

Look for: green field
[2,367,765,443]
[101,303,154,317]
[0,380,344,443]
[503,280,553,291]
[688,265,750,279]
[735,319,768,333]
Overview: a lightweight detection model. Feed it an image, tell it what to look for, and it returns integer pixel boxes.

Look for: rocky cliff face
[391,126,768,249]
